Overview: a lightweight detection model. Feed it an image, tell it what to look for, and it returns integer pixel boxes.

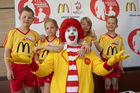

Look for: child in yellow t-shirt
[34,17,61,93]
[3,6,40,93]
[93,16,125,93]
[80,16,99,53]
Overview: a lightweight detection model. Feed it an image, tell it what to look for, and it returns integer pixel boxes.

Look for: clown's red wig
[59,18,84,42]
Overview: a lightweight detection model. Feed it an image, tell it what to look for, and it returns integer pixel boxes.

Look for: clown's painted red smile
[65,26,78,45]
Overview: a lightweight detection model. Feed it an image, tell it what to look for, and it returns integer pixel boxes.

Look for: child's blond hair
[44,17,58,29]
[80,17,92,36]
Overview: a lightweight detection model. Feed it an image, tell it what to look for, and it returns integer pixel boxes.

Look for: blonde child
[93,16,124,93]
[3,6,40,93]
[80,17,98,51]
[34,17,61,93]
[80,17,93,42]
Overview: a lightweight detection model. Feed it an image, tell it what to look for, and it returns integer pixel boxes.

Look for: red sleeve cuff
[103,61,112,71]
[30,59,39,72]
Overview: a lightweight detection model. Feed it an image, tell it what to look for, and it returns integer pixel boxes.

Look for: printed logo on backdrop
[18,0,50,24]
[57,1,82,19]
[57,3,69,13]
[128,29,140,55]
[90,0,120,21]
[73,1,82,14]
[125,0,140,16]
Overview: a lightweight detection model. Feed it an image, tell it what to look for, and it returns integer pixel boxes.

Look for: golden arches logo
[57,3,69,13]
[125,2,136,11]
[17,42,30,53]
[107,46,118,56]
[41,50,49,57]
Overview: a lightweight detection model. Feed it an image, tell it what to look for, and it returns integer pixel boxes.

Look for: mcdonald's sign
[57,3,69,13]
[17,42,30,53]
[107,46,118,56]
[125,2,136,11]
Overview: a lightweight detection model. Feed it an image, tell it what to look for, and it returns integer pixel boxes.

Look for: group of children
[3,6,127,93]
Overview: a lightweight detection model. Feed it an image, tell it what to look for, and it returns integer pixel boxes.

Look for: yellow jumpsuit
[35,48,112,93]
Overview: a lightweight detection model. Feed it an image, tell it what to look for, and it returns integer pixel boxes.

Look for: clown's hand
[6,53,32,64]
[107,50,131,66]
[6,57,14,62]
[6,53,21,62]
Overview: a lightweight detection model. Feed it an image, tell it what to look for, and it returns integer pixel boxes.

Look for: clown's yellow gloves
[6,53,32,64]
[6,57,14,62]
[107,50,131,66]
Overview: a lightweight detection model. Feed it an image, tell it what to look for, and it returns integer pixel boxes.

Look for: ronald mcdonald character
[28,18,130,93]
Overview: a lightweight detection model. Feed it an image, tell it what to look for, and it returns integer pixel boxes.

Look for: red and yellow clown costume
[33,48,112,93]
[29,18,129,93]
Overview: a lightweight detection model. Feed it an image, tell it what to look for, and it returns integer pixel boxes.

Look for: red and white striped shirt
[66,45,81,93]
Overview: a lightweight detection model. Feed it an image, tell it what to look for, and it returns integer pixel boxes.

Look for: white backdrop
[15,0,140,68]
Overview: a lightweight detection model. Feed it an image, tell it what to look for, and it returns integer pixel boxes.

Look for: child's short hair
[44,17,58,28]
[19,6,34,17]
[106,16,118,24]
[80,17,92,36]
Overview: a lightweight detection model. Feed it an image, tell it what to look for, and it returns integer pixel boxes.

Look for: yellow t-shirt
[3,28,40,64]
[37,37,60,63]
[84,36,92,42]
[99,33,124,59]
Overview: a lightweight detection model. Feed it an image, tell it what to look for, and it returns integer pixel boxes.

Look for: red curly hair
[59,18,84,42]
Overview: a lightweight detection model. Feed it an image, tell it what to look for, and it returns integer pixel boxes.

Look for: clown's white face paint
[65,26,78,45]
